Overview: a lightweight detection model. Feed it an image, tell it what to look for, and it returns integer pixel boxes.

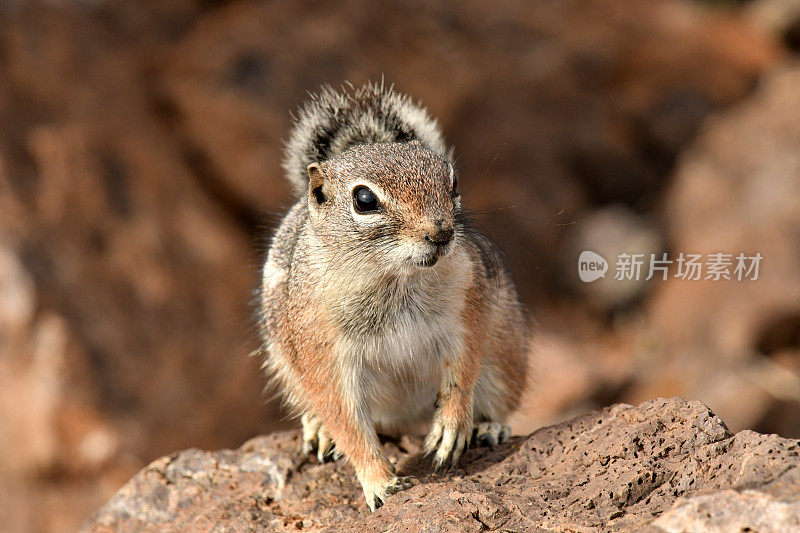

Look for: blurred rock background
[0,0,797,531]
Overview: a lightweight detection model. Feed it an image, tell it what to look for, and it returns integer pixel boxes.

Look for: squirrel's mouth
[415,254,439,268]
[412,242,451,268]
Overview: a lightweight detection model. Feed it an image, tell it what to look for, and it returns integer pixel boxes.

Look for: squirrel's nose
[425,226,454,246]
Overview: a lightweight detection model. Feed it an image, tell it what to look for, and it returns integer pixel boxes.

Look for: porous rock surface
[84,398,800,532]
[0,1,781,529]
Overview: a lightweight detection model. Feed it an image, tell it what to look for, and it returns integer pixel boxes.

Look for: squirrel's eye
[353,186,380,213]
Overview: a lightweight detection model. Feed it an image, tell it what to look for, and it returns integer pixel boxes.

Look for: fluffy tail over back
[282,82,448,196]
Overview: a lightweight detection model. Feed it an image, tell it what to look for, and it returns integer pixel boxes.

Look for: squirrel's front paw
[362,475,415,512]
[300,412,341,463]
[423,416,472,471]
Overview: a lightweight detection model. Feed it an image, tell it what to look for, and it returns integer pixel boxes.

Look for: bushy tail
[282,82,448,196]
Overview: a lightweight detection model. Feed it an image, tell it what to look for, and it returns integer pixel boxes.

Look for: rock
[747,0,800,39]
[0,4,285,529]
[650,487,800,533]
[653,63,800,357]
[0,242,121,478]
[0,243,35,333]
[0,0,286,454]
[641,63,800,435]
[83,398,800,532]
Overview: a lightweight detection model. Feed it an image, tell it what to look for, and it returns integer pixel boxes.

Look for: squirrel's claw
[316,428,335,463]
[364,475,416,512]
[300,412,339,463]
[424,418,471,471]
[422,419,443,457]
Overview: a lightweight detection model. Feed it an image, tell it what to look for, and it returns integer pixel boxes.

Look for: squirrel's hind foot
[472,422,511,447]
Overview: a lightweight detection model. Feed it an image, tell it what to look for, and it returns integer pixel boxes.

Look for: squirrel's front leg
[303,371,413,511]
[423,290,484,470]
[423,360,478,470]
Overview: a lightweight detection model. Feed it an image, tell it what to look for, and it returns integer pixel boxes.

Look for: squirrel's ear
[307,162,329,204]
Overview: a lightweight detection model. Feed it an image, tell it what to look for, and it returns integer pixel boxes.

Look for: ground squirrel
[258,83,530,511]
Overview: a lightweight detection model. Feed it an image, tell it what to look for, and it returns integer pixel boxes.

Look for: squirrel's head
[306,141,460,271]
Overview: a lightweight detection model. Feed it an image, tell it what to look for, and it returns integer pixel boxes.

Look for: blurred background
[0,0,799,530]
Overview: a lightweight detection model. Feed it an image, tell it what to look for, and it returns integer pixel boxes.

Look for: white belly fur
[328,248,472,435]
[341,301,465,435]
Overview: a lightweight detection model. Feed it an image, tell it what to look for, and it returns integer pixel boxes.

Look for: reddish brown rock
[640,63,800,436]
[84,398,800,532]
[0,0,783,531]
[652,63,800,357]
[0,4,284,530]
